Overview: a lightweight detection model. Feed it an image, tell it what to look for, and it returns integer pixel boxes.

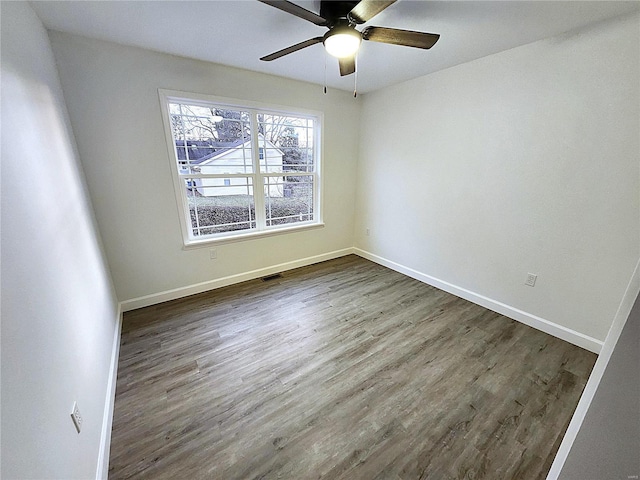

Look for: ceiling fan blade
[362,26,440,49]
[260,37,324,61]
[339,56,356,76]
[348,0,396,25]
[258,0,328,26]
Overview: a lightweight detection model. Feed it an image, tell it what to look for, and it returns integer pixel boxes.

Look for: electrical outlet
[209,249,217,260]
[70,401,82,433]
[525,273,537,287]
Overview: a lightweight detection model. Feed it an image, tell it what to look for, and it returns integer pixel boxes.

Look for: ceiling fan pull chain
[324,53,327,94]
[354,54,358,98]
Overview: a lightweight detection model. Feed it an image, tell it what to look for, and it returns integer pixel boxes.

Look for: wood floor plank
[109,255,596,479]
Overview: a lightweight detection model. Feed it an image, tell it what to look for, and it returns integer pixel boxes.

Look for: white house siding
[195,142,284,197]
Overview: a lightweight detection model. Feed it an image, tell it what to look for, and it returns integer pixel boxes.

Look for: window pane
[170,103,253,174]
[193,138,253,175]
[258,114,314,174]
[264,175,314,227]
[186,178,256,236]
[164,93,321,244]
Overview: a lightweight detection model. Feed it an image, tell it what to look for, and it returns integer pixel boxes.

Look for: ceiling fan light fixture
[323,27,361,58]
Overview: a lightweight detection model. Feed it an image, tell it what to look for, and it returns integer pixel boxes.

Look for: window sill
[182,222,325,249]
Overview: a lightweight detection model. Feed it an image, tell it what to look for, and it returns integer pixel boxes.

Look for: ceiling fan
[258,0,440,77]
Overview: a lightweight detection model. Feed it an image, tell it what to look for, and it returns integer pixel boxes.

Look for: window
[159,90,322,246]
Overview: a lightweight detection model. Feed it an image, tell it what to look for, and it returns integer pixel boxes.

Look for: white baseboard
[95,305,123,480]
[546,257,640,479]
[120,248,355,312]
[353,248,604,354]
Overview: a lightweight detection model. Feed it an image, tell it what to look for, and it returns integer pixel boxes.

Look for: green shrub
[189,195,312,234]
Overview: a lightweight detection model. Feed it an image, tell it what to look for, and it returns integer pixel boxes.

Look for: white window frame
[159,89,324,248]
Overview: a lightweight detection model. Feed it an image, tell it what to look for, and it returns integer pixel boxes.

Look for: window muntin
[161,92,321,245]
[186,181,256,236]
[264,175,314,227]
[171,105,253,176]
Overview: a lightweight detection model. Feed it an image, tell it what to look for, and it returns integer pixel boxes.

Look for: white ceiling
[31,0,640,94]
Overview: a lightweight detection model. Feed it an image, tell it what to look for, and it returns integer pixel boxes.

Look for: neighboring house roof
[176,135,284,165]
[176,139,242,164]
[200,135,285,165]
[199,138,252,164]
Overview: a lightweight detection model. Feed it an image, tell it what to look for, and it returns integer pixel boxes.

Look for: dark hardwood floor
[109,255,596,479]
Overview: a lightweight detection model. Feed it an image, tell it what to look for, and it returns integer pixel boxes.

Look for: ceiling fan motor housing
[320,1,360,26]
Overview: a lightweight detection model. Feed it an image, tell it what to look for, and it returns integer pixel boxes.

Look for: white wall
[1,3,119,479]
[47,32,360,303]
[355,13,640,344]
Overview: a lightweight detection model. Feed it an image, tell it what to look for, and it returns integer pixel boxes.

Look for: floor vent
[261,273,282,282]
